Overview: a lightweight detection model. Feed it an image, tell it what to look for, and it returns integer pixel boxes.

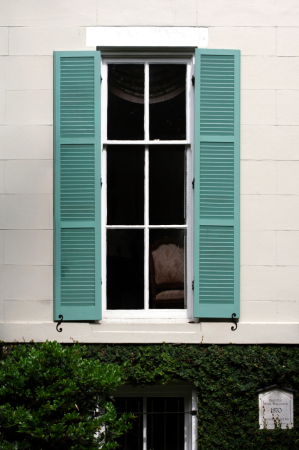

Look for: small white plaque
[259,389,294,429]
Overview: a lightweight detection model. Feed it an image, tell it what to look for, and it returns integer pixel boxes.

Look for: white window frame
[111,383,197,450]
[100,50,195,322]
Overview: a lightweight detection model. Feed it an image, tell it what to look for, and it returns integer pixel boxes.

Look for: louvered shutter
[54,51,101,321]
[194,49,240,318]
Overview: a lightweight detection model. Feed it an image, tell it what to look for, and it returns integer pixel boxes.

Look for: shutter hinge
[192,280,194,290]
[101,278,102,285]
[192,178,195,189]
[101,76,102,83]
[101,178,102,187]
[191,75,195,87]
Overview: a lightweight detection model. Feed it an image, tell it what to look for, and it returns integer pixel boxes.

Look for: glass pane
[107,229,144,309]
[108,64,144,140]
[107,146,144,225]
[149,64,186,140]
[149,229,186,310]
[114,397,143,450]
[149,146,185,225]
[147,397,184,450]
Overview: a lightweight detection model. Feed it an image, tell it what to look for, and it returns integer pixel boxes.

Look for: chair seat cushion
[156,290,184,300]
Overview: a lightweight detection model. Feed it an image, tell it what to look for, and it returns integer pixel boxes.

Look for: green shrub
[0,341,131,450]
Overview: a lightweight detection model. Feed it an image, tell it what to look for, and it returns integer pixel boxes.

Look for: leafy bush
[0,341,131,450]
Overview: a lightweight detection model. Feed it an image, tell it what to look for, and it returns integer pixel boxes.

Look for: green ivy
[1,343,299,449]
[83,343,299,449]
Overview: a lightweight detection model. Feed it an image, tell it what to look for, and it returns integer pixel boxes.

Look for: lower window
[112,384,197,450]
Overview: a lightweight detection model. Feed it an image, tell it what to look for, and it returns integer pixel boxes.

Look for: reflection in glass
[149,146,185,225]
[107,146,144,225]
[114,397,143,450]
[149,64,186,140]
[147,397,184,450]
[149,229,186,310]
[107,229,144,309]
[108,64,144,140]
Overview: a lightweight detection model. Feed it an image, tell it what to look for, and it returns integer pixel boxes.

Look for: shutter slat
[194,49,240,319]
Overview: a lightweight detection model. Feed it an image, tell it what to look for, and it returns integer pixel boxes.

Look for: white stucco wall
[0,0,299,343]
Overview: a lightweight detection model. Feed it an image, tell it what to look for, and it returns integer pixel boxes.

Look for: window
[101,56,193,319]
[53,48,240,322]
[110,384,197,450]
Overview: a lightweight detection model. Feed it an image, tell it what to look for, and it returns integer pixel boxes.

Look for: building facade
[0,2,299,446]
[1,0,299,344]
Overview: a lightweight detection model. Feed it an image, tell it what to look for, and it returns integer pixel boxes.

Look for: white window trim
[111,383,197,450]
[87,27,208,48]
[100,51,195,321]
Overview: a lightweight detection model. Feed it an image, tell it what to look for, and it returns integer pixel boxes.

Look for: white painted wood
[191,386,197,450]
[103,140,190,144]
[86,27,208,48]
[106,225,188,228]
[144,63,149,141]
[144,64,149,311]
[143,396,146,450]
[144,146,149,311]
[101,54,194,320]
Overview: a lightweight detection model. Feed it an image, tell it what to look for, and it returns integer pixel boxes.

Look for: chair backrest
[151,243,184,285]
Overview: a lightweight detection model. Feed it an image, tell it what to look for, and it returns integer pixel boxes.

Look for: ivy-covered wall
[84,343,299,449]
[2,343,299,449]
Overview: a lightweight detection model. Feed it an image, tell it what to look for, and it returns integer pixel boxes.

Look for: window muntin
[101,56,194,319]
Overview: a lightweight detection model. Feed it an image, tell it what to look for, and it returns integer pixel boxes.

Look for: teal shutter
[194,49,240,319]
[54,51,101,321]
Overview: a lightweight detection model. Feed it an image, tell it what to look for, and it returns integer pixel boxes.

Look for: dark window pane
[147,397,184,450]
[107,229,144,309]
[107,146,144,225]
[149,229,186,310]
[114,397,143,450]
[149,65,186,140]
[149,146,185,225]
[108,64,144,140]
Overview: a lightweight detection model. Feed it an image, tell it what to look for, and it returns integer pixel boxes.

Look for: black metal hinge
[192,280,194,290]
[192,75,195,86]
[192,178,195,189]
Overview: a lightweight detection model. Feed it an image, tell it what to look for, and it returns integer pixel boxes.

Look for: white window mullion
[103,140,190,145]
[144,63,150,311]
[144,146,149,311]
[145,62,149,141]
[102,147,107,311]
[143,395,147,450]
[101,59,108,315]
[186,62,191,143]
